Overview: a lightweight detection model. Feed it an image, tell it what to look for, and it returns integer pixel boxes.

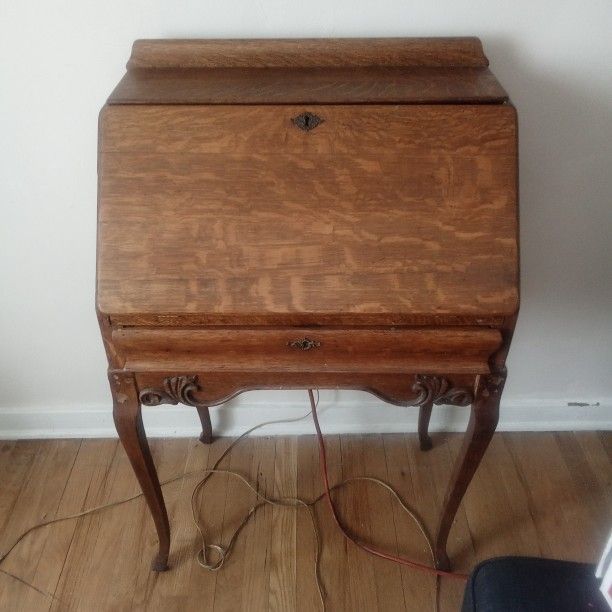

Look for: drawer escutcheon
[288,337,321,350]
[292,112,323,132]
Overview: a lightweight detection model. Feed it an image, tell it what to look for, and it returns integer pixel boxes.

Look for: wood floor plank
[505,432,603,562]
[360,434,406,612]
[575,432,612,499]
[0,440,81,612]
[91,441,147,611]
[0,440,16,466]
[339,435,379,612]
[554,432,611,553]
[598,432,612,463]
[33,440,112,610]
[295,435,322,612]
[318,434,349,611]
[382,433,431,612]
[54,439,145,611]
[0,431,609,611]
[179,437,234,612]
[241,436,276,612]
[211,437,256,612]
[0,441,36,541]
[268,436,297,612]
[398,434,451,611]
[461,434,541,561]
[49,440,119,611]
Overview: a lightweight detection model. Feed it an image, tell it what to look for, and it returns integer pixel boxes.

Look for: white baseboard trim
[0,393,610,439]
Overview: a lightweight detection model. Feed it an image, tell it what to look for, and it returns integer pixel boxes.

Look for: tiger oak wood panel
[109,67,508,106]
[127,37,490,69]
[112,327,502,373]
[113,38,507,106]
[97,104,518,326]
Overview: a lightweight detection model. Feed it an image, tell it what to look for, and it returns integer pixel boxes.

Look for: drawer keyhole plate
[288,337,321,350]
[292,112,323,132]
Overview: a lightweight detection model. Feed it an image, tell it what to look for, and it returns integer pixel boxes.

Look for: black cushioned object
[461,556,607,612]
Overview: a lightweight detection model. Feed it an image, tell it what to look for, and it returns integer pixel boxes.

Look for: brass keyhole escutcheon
[288,337,321,350]
[292,112,324,132]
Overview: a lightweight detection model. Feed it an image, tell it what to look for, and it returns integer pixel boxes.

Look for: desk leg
[110,372,170,571]
[196,406,213,444]
[418,401,434,451]
[434,371,505,570]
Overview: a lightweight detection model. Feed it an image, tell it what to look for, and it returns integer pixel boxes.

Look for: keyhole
[292,112,323,131]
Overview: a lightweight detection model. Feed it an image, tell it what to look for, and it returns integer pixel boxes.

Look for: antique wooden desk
[96,38,519,573]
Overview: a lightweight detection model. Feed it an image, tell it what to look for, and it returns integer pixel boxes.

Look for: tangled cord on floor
[0,390,467,609]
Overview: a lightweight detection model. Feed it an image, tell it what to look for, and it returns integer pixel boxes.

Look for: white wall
[1,1,611,437]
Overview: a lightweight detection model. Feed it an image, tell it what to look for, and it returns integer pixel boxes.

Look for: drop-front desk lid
[96,38,518,327]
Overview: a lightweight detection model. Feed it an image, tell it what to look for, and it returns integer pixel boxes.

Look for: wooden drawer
[112,327,502,373]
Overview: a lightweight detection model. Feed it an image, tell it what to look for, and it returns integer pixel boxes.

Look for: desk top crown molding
[108,37,508,105]
[126,37,490,69]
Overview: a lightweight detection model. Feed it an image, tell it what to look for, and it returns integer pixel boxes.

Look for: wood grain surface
[112,38,506,105]
[95,38,521,581]
[97,104,518,326]
[0,432,608,611]
[108,67,508,106]
[131,371,478,408]
[111,327,501,374]
[126,38,489,69]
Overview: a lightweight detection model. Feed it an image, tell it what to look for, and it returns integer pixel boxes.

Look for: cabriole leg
[196,405,213,444]
[418,401,434,450]
[110,371,170,571]
[434,370,506,570]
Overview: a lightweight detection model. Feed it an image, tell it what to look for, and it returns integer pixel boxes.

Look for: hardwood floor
[0,432,610,611]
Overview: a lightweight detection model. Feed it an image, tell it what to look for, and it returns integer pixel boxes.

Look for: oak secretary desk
[96,38,519,572]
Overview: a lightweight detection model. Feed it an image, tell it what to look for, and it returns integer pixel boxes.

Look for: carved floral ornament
[139,375,205,408]
[139,374,475,409]
[411,374,473,407]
